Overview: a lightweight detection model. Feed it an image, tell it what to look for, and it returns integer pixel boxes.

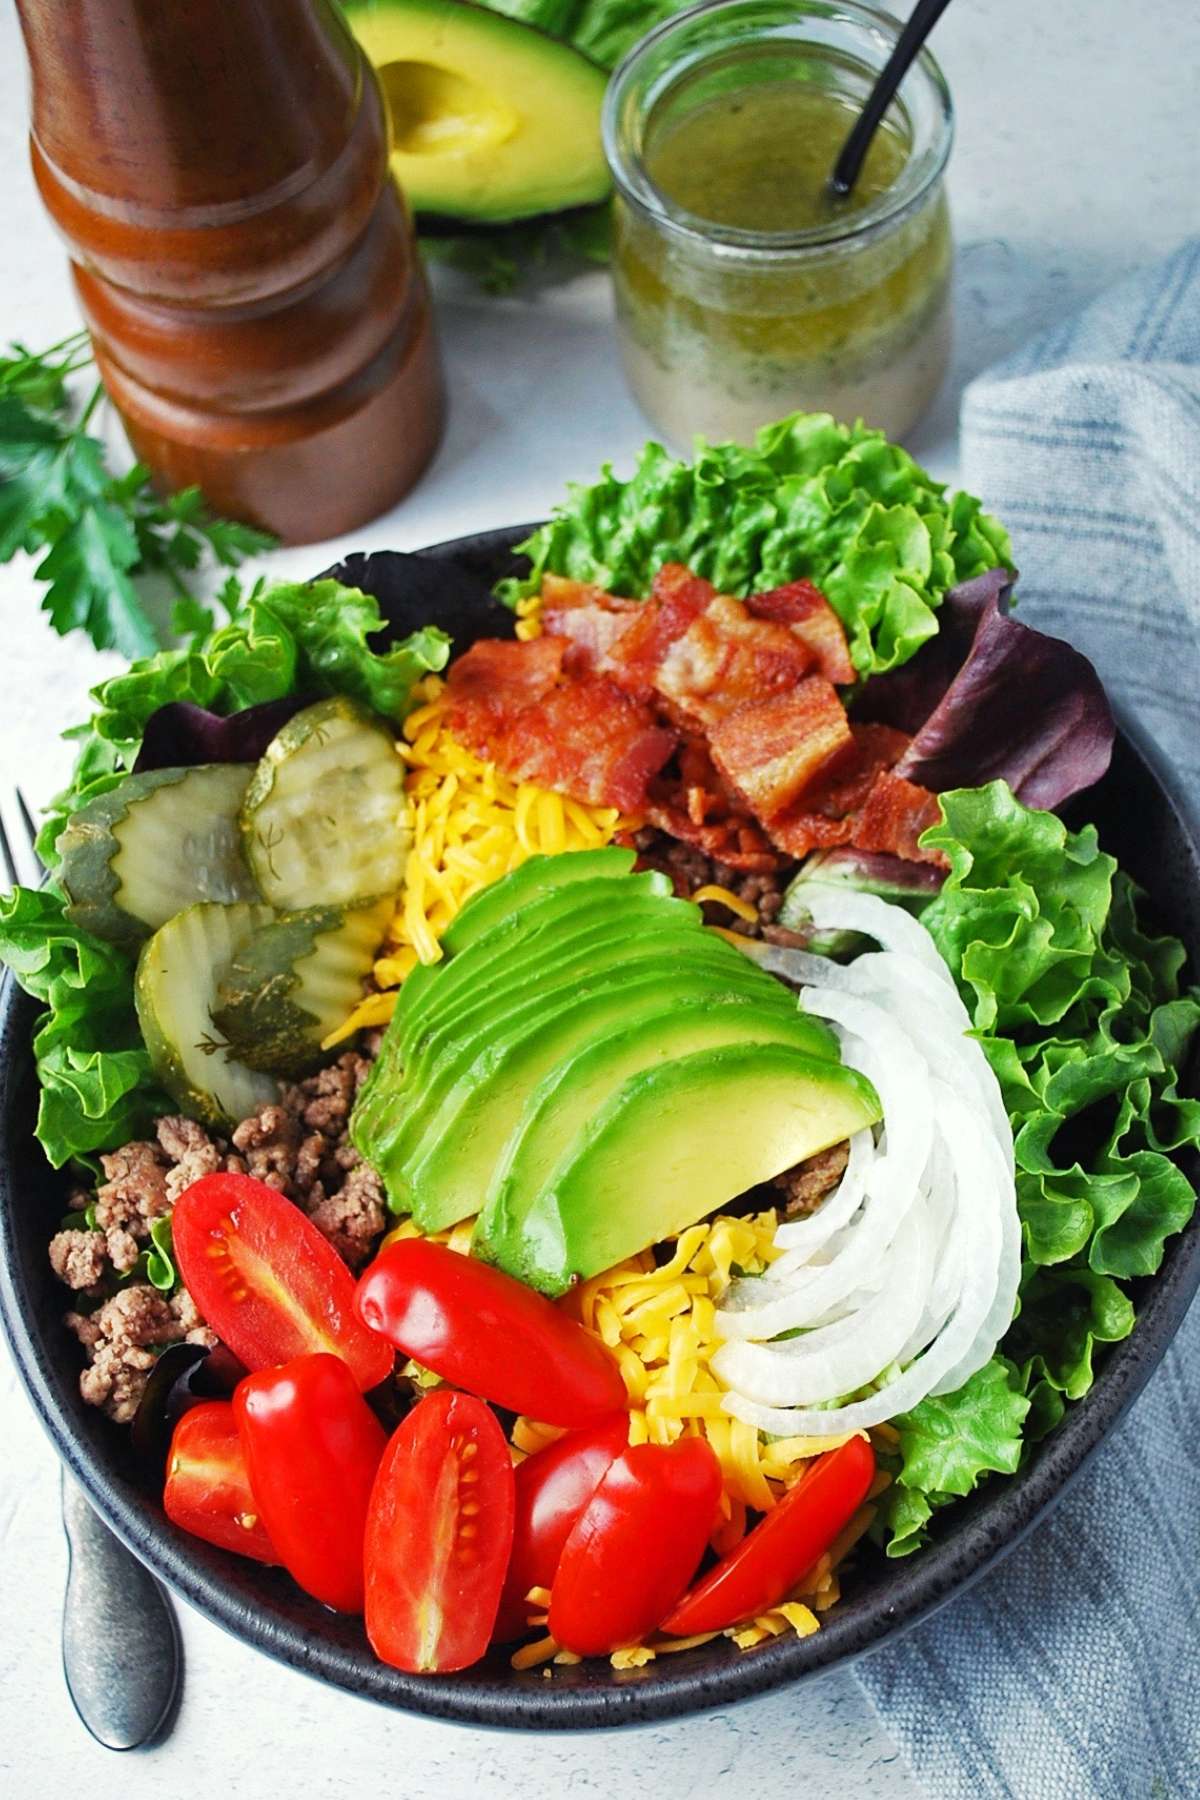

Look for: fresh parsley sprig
[0,331,275,658]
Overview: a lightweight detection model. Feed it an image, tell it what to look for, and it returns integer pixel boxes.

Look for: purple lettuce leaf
[132,696,313,773]
[318,549,518,653]
[858,569,1115,809]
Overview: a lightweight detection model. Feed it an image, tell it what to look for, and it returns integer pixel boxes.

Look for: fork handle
[61,1470,182,1749]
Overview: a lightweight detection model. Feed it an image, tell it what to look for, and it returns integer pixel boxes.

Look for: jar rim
[602,0,954,257]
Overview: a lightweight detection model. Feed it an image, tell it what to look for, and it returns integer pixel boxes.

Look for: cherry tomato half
[661,1436,876,1636]
[234,1353,387,1613]
[355,1239,626,1427]
[365,1388,515,1673]
[174,1173,393,1391]
[548,1437,723,1655]
[493,1415,630,1643]
[163,1400,276,1565]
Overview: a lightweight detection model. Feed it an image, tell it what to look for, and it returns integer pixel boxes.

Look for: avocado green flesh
[392,869,673,1047]
[345,0,611,226]
[441,847,635,955]
[398,978,835,1229]
[483,1045,881,1295]
[471,1002,853,1262]
[389,847,638,1038]
[396,885,692,1067]
[351,926,798,1177]
[379,928,796,1151]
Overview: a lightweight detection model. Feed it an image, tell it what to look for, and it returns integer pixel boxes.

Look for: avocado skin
[480,1044,882,1295]
[344,0,611,225]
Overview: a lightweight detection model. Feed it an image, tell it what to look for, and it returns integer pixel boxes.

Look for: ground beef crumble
[629,826,809,947]
[64,1287,217,1424]
[771,1139,850,1218]
[50,1052,388,1421]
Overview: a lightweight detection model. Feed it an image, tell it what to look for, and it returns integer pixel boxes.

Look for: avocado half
[345,0,612,225]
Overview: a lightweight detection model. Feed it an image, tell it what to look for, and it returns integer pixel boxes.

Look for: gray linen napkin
[853,239,1200,1800]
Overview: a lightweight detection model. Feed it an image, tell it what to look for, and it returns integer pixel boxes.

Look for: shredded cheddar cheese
[690,884,760,924]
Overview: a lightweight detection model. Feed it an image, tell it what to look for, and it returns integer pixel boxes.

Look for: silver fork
[2,791,182,1750]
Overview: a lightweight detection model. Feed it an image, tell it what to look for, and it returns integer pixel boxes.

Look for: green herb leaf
[0,339,275,658]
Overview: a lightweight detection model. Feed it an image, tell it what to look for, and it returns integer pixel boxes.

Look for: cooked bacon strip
[540,575,641,677]
[446,567,941,872]
[501,679,676,812]
[446,636,565,716]
[799,722,912,819]
[708,678,854,821]
[653,592,818,730]
[600,564,718,699]
[850,770,948,867]
[760,809,855,859]
[746,580,856,686]
[447,641,675,813]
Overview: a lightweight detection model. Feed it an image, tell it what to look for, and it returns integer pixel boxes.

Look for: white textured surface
[0,1,1195,1793]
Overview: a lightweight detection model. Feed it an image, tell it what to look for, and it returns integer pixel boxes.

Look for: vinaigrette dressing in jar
[604,0,954,447]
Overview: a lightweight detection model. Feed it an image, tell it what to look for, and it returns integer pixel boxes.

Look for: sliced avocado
[354,902,714,1158]
[481,1044,881,1295]
[396,873,682,1059]
[471,999,851,1263]
[389,845,638,1033]
[346,0,611,225]
[441,847,636,956]
[397,973,835,1229]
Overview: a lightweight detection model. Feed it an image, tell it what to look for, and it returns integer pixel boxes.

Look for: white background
[1,2,1197,1795]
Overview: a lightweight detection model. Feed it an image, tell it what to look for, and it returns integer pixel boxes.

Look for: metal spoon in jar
[828,0,955,198]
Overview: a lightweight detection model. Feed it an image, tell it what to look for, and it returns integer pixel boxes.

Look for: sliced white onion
[796,884,958,984]
[714,892,1021,1436]
[768,1127,873,1260]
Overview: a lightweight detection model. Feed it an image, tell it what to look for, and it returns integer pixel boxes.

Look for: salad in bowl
[2,413,1197,1694]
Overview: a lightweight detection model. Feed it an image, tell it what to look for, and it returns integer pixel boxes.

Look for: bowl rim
[2,522,1199,1730]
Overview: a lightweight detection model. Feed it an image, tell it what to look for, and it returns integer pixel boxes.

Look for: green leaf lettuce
[497,413,1013,679]
[3,578,448,1167]
[877,781,1200,1553]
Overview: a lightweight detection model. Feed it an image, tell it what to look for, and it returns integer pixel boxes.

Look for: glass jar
[603,0,954,449]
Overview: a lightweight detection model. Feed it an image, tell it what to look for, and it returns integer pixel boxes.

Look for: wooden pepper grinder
[15,0,446,544]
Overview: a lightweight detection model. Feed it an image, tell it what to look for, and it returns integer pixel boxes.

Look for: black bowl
[3,526,1199,1729]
